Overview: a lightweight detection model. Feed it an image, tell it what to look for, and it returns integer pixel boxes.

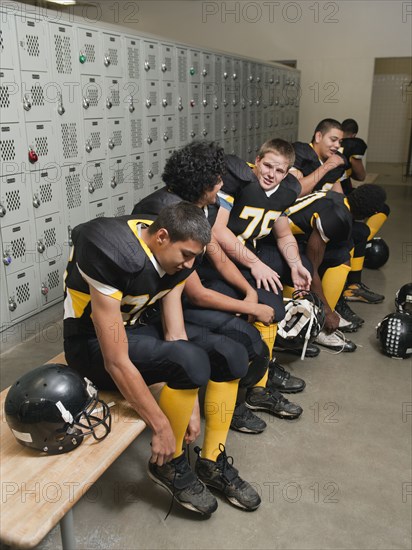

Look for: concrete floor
[1,163,411,550]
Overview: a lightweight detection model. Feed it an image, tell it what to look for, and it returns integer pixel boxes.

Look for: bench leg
[60,509,76,550]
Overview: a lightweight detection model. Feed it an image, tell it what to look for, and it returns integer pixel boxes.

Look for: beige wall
[14,0,412,144]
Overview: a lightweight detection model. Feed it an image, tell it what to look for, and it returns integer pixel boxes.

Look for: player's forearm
[216,228,259,270]
[310,272,333,315]
[276,234,302,269]
[297,164,338,197]
[184,286,259,316]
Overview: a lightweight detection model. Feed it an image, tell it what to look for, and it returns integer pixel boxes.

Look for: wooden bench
[0,353,156,550]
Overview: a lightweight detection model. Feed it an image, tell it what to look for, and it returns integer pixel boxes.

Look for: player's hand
[150,423,176,466]
[324,310,340,333]
[244,287,259,304]
[324,153,346,169]
[184,397,201,445]
[252,304,275,325]
[290,263,312,291]
[250,260,283,294]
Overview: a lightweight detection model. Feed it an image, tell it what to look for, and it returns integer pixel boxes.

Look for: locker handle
[144,61,150,71]
[147,136,153,145]
[85,140,93,153]
[32,194,41,208]
[83,97,90,109]
[202,129,208,136]
[57,92,65,116]
[223,72,228,79]
[106,98,113,109]
[41,283,49,296]
[128,96,135,113]
[108,138,115,150]
[161,63,167,72]
[256,100,260,106]
[148,170,154,179]
[23,94,32,111]
[88,182,95,193]
[162,99,168,107]
[202,69,207,77]
[104,54,111,67]
[8,298,17,312]
[3,251,12,266]
[146,99,152,108]
[0,204,6,217]
[190,131,196,138]
[163,134,169,142]
[37,240,46,254]
[202,99,208,107]
[111,176,117,188]
[232,73,237,80]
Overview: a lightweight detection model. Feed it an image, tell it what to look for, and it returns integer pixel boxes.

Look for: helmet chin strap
[301,312,315,361]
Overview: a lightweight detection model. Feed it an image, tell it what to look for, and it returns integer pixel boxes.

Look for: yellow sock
[254,322,277,361]
[322,264,351,310]
[253,322,277,387]
[367,213,388,240]
[351,256,365,272]
[158,385,198,459]
[202,379,239,461]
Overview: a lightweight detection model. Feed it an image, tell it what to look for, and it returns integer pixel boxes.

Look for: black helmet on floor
[364,237,389,269]
[5,364,112,454]
[395,283,412,314]
[276,291,325,354]
[376,312,412,359]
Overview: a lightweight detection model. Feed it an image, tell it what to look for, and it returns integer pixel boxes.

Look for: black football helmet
[5,364,112,454]
[376,313,412,359]
[364,237,390,269]
[395,283,412,314]
[276,290,325,359]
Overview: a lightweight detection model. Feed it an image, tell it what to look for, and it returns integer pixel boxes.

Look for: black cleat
[343,282,385,304]
[245,387,303,419]
[273,339,321,358]
[148,452,218,516]
[230,402,267,434]
[195,444,261,511]
[268,359,306,393]
[335,298,365,326]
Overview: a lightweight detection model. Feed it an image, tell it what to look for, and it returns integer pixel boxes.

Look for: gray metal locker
[77,27,103,75]
[104,77,125,119]
[160,80,176,116]
[84,119,107,161]
[34,213,64,265]
[84,160,108,202]
[102,33,123,77]
[0,69,21,125]
[0,123,26,177]
[108,157,127,196]
[107,118,127,159]
[61,164,87,234]
[15,16,49,72]
[1,221,34,275]
[0,173,29,228]
[30,167,60,218]
[81,75,105,118]
[145,116,161,150]
[39,257,64,307]
[111,193,129,217]
[89,198,110,219]
[5,267,39,322]
[128,153,146,205]
[161,44,175,80]
[144,79,160,116]
[161,116,176,149]
[143,40,160,77]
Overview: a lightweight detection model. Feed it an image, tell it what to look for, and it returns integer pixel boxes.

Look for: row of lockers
[0,2,300,331]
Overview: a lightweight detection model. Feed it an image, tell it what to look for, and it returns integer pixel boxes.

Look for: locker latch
[3,250,12,266]
[32,194,41,208]
[57,92,65,115]
[0,203,6,218]
[37,240,46,254]
[8,298,17,312]
[104,54,111,67]
[41,283,49,296]
[23,93,32,112]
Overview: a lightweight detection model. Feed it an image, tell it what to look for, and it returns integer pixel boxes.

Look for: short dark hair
[342,118,359,134]
[311,119,342,142]
[257,138,295,168]
[347,184,387,220]
[162,141,225,203]
[148,202,211,247]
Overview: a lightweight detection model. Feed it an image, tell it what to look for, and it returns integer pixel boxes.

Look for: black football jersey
[218,155,301,249]
[284,190,352,243]
[132,187,219,227]
[340,137,368,195]
[292,142,349,192]
[64,215,196,337]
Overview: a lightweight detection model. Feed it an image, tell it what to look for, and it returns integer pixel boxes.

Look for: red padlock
[28,148,38,164]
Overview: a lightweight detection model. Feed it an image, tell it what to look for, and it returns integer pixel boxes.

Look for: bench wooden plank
[0,354,148,549]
